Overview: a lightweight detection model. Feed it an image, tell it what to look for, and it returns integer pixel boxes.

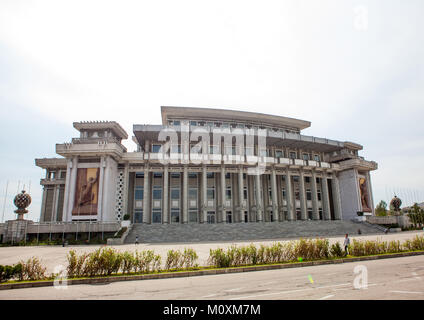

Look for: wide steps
[124,220,383,244]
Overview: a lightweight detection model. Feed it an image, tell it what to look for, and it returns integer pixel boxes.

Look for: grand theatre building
[35,107,378,228]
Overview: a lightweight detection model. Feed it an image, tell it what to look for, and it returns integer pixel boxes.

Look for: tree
[375,200,387,216]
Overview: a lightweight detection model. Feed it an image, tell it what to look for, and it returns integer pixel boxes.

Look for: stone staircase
[124,220,384,244]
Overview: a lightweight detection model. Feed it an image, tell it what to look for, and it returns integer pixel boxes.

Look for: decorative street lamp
[14,190,31,220]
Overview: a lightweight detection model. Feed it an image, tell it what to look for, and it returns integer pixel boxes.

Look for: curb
[1,250,423,291]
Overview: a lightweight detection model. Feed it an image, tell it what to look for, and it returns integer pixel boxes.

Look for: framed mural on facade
[72,168,99,215]
[359,177,372,212]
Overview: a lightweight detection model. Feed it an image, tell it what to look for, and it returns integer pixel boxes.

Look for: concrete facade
[35,107,378,233]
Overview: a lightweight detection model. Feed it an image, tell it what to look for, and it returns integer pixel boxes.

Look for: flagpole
[1,181,8,223]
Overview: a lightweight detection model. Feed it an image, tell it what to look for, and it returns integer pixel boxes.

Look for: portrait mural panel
[72,168,99,215]
[359,177,372,212]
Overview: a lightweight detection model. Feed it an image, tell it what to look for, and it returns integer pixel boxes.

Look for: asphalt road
[1,255,423,300]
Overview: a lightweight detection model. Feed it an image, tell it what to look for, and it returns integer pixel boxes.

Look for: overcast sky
[0,0,423,221]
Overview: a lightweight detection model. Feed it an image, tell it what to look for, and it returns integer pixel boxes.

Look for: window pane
[135,187,144,200]
[171,189,180,199]
[152,145,161,153]
[153,188,162,199]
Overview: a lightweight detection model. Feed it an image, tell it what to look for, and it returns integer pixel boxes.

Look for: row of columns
[137,165,342,224]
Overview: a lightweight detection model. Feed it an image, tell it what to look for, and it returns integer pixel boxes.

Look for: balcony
[40,178,65,186]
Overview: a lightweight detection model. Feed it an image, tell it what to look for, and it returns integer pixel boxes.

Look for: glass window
[214,122,221,127]
[171,188,180,199]
[275,150,283,158]
[134,209,143,223]
[225,172,231,179]
[152,209,161,223]
[289,151,297,159]
[135,186,144,200]
[293,176,299,182]
[190,121,197,126]
[221,123,229,128]
[153,172,162,178]
[243,187,248,200]
[207,172,215,179]
[305,177,311,183]
[314,155,320,162]
[171,172,180,178]
[303,153,309,161]
[189,210,198,223]
[206,122,213,127]
[317,190,322,201]
[207,188,215,200]
[171,209,180,223]
[306,189,312,201]
[189,188,197,199]
[135,172,144,178]
[225,188,232,200]
[153,188,162,200]
[188,173,198,179]
[152,145,161,153]
[173,120,181,126]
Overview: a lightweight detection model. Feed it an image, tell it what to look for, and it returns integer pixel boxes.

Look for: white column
[321,173,331,220]
[40,186,48,222]
[271,168,278,222]
[238,166,244,223]
[221,165,226,223]
[97,157,105,221]
[331,172,342,220]
[52,185,59,222]
[285,167,294,221]
[255,171,263,222]
[299,171,307,220]
[202,165,207,223]
[366,171,375,215]
[163,165,169,224]
[311,170,319,220]
[142,165,150,223]
[182,165,188,223]
[66,156,78,221]
[62,159,72,222]
[122,162,130,221]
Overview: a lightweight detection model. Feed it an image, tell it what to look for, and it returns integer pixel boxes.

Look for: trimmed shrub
[0,264,22,282]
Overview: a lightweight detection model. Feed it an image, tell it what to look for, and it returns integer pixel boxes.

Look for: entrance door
[226,211,232,223]
[207,211,216,224]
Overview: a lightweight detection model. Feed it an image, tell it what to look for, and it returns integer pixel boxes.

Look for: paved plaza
[0,231,422,274]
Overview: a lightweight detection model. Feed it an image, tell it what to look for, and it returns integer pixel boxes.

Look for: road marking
[318,294,334,300]
[412,272,421,280]
[315,283,350,289]
[224,287,244,292]
[390,290,423,295]
[230,283,350,300]
[202,294,218,298]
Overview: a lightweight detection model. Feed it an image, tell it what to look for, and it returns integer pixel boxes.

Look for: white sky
[0,0,423,221]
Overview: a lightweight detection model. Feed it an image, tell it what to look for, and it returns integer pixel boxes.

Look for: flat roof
[73,121,128,140]
[161,106,311,131]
